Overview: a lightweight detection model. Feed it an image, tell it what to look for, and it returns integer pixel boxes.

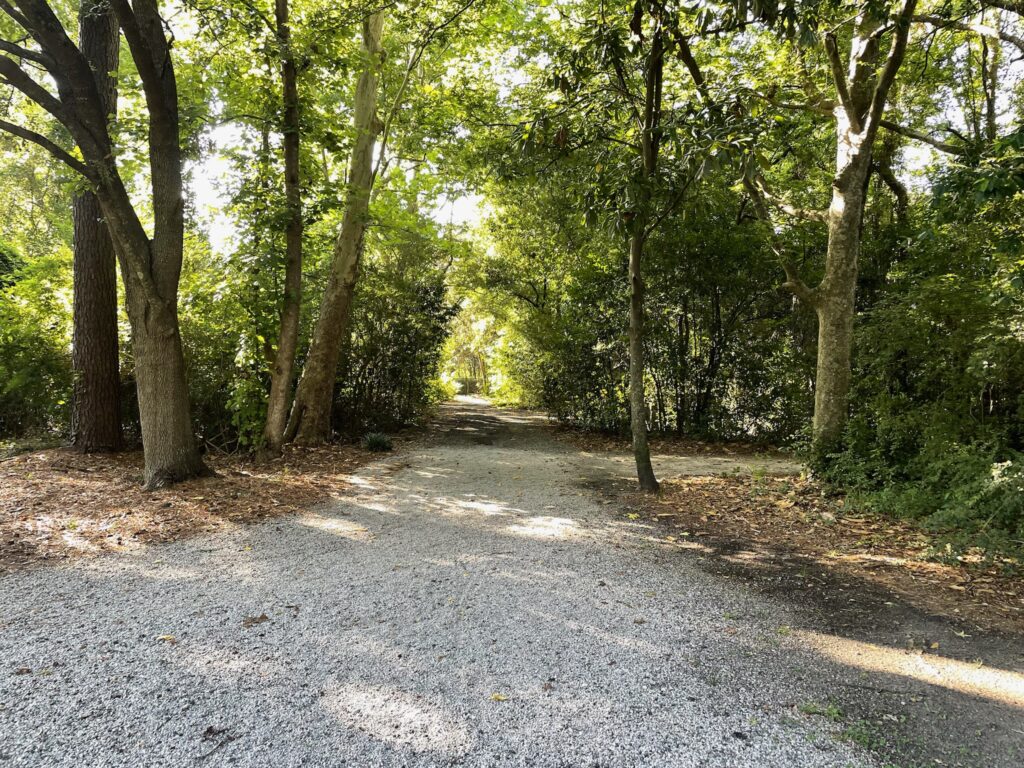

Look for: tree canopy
[2,0,1023,550]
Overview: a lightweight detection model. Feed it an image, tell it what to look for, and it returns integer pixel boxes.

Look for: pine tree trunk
[71,0,121,452]
[263,0,304,453]
[286,12,385,445]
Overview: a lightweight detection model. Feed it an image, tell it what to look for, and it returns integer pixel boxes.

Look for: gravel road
[0,397,1009,767]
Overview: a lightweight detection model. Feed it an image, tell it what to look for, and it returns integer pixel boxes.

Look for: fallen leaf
[490,693,508,702]
[156,635,177,645]
[242,613,270,628]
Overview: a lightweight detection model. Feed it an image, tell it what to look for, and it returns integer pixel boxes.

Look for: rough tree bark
[71,0,121,453]
[0,0,205,487]
[262,0,304,453]
[285,12,385,445]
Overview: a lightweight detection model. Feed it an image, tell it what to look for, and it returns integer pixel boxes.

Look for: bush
[362,432,393,452]
[0,249,73,439]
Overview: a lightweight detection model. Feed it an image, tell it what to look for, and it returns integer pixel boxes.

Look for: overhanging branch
[878,118,968,154]
[0,117,88,175]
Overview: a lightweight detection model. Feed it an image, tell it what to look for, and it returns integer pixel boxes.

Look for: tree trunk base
[142,459,213,491]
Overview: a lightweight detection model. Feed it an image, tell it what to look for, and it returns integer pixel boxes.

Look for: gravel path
[0,398,898,766]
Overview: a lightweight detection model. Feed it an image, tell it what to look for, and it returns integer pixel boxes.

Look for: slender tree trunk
[812,150,869,459]
[71,0,121,452]
[626,18,664,492]
[262,0,304,453]
[285,12,385,445]
[629,228,659,491]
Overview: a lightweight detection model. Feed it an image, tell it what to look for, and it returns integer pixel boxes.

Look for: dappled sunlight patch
[321,683,472,756]
[451,498,513,517]
[720,549,784,570]
[523,606,667,655]
[799,630,1024,707]
[506,516,580,539]
[297,514,373,541]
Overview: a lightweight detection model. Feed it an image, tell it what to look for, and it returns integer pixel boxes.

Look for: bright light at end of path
[799,630,1024,707]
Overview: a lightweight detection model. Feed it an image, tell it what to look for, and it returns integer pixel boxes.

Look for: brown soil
[0,441,393,574]
[636,474,1024,637]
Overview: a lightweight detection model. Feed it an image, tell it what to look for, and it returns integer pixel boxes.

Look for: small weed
[362,432,393,452]
[840,721,886,751]
[799,700,844,722]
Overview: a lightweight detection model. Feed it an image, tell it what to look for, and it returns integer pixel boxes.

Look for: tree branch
[781,259,819,306]
[824,32,861,132]
[913,13,1024,54]
[0,37,49,66]
[878,118,967,154]
[865,0,919,138]
[0,55,68,124]
[0,117,88,175]
[747,171,828,223]
[741,174,820,308]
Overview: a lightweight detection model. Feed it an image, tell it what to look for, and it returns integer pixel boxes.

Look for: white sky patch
[430,192,486,228]
[189,122,244,256]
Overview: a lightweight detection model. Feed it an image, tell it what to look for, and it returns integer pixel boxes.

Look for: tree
[623,3,668,492]
[745,0,919,462]
[71,0,121,453]
[262,0,304,453]
[285,10,385,444]
[0,0,205,487]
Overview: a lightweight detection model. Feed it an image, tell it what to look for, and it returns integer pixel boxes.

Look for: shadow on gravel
[3,397,1022,768]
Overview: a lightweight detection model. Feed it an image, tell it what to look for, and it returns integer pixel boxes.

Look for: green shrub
[362,432,393,452]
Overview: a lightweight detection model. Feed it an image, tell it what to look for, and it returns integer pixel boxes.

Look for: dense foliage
[1,0,1022,550]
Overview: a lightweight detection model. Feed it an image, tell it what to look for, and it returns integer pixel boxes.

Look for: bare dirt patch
[638,474,1024,636]
[0,442,391,574]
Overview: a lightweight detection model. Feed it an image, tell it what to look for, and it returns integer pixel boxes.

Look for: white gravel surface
[0,398,877,767]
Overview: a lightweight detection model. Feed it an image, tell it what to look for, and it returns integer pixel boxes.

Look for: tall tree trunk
[626,17,664,492]
[111,0,205,488]
[812,149,869,458]
[71,0,121,452]
[629,227,659,491]
[262,0,304,453]
[285,12,385,445]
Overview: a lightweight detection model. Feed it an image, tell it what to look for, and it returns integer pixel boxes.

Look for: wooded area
[1,0,1023,554]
